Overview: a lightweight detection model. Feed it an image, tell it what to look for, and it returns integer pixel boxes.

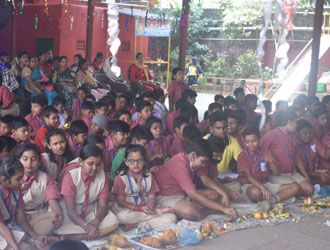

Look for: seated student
[243,94,259,127]
[204,112,242,173]
[91,114,107,137]
[153,88,169,129]
[238,127,299,210]
[0,115,14,136]
[0,136,17,157]
[194,136,239,206]
[203,102,223,120]
[85,134,105,151]
[296,119,330,185]
[181,89,197,106]
[104,120,130,175]
[115,94,130,114]
[155,139,238,221]
[113,144,176,230]
[72,86,88,120]
[55,144,119,240]
[111,126,151,181]
[227,111,244,149]
[53,96,66,126]
[115,109,133,128]
[11,116,30,146]
[214,94,225,106]
[305,107,329,142]
[292,94,307,110]
[170,123,201,157]
[0,156,51,250]
[233,87,245,109]
[16,143,64,235]
[94,101,108,116]
[168,67,188,112]
[272,100,289,129]
[42,129,74,181]
[321,95,330,128]
[46,239,89,250]
[131,101,153,128]
[255,114,272,137]
[305,96,319,118]
[179,104,198,126]
[35,106,59,153]
[146,117,170,173]
[85,94,96,105]
[260,108,314,196]
[0,139,8,161]
[25,94,48,139]
[100,96,115,121]
[166,98,189,134]
[262,100,272,114]
[67,120,89,158]
[80,101,94,133]
[224,96,237,111]
[170,116,188,155]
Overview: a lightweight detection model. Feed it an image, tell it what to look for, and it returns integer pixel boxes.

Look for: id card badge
[311,144,316,153]
[260,162,267,172]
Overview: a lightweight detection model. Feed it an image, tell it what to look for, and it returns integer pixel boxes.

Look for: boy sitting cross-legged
[238,126,300,210]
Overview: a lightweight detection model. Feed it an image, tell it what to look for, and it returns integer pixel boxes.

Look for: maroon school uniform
[104,136,123,173]
[67,135,83,158]
[146,138,170,167]
[165,111,179,135]
[81,115,92,134]
[155,153,195,196]
[170,135,189,157]
[304,117,329,142]
[168,80,189,104]
[72,99,82,119]
[234,134,245,149]
[195,161,218,179]
[260,127,297,173]
[131,119,146,129]
[25,113,42,136]
[243,107,259,127]
[237,150,269,184]
[318,133,330,170]
[297,138,326,172]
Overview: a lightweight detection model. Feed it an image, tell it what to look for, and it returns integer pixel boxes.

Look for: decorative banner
[136,16,171,37]
[70,16,74,30]
[34,14,38,30]
[106,0,121,77]
[102,13,104,28]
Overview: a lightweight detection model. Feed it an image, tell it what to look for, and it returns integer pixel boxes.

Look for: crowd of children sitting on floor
[0,63,330,250]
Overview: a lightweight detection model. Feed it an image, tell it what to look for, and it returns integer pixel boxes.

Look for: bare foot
[160,207,175,214]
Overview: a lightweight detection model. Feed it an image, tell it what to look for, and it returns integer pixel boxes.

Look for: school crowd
[0,51,329,250]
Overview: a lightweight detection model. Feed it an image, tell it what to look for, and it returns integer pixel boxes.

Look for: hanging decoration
[256,0,272,131]
[102,13,104,28]
[145,9,149,27]
[64,0,71,17]
[44,0,49,16]
[106,0,121,77]
[34,14,38,30]
[70,16,74,30]
[130,6,133,20]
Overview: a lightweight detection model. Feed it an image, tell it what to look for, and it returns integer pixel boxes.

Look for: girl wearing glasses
[112,144,176,231]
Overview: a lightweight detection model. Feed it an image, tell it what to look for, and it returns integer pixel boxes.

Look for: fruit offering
[299,205,320,213]
[304,196,313,205]
[140,230,178,249]
[268,203,292,220]
[201,221,215,237]
[108,234,131,248]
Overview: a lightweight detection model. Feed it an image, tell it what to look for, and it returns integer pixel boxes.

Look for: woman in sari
[21,56,57,105]
[11,50,28,84]
[76,59,108,100]
[129,52,155,96]
[52,56,77,109]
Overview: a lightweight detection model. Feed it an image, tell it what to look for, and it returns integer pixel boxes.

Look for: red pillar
[178,0,190,69]
[308,0,324,97]
[86,0,94,62]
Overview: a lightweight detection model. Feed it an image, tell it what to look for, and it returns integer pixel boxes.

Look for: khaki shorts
[241,182,281,202]
[269,171,306,184]
[157,195,187,208]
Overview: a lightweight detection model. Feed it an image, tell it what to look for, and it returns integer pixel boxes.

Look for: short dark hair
[224,96,237,107]
[207,136,226,153]
[94,101,107,110]
[115,109,131,120]
[31,94,48,107]
[208,102,222,112]
[141,91,154,100]
[1,115,14,125]
[129,125,152,143]
[118,93,131,105]
[306,96,319,106]
[86,94,95,102]
[85,134,104,145]
[276,100,288,109]
[182,89,197,100]
[175,98,190,111]
[81,101,94,111]
[179,104,198,121]
[182,124,201,141]
[214,95,224,102]
[0,156,24,179]
[244,94,258,105]
[275,107,297,127]
[100,96,116,109]
[234,87,244,97]
[0,136,16,152]
[11,117,29,130]
[174,116,188,130]
[46,239,89,250]
[146,116,162,130]
[322,95,330,105]
[184,138,212,159]
[70,119,89,135]
[77,86,89,94]
[153,88,165,101]
[262,100,272,110]
[52,96,66,106]
[226,111,243,125]
[108,120,130,133]
[313,107,327,119]
[243,126,260,138]
[42,106,58,119]
[137,101,152,113]
[172,67,183,79]
[209,111,227,127]
[296,119,312,132]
